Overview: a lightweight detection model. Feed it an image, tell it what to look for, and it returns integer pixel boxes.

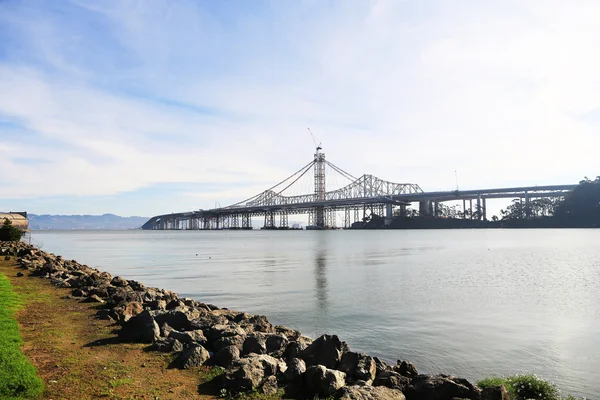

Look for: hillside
[29,214,148,230]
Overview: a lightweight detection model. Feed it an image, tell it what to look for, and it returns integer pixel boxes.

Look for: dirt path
[0,258,218,400]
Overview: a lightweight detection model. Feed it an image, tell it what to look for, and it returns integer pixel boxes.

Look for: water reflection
[314,233,329,316]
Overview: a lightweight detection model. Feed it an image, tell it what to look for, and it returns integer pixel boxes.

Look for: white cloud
[0,0,599,215]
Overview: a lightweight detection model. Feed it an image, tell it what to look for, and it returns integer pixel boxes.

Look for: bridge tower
[314,146,326,227]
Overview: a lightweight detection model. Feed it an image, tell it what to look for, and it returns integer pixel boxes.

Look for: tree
[0,218,25,241]
[554,176,600,226]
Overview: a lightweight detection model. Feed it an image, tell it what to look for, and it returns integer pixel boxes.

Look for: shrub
[478,374,577,400]
[0,218,25,241]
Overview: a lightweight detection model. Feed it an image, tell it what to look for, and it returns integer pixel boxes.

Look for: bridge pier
[384,203,393,226]
[419,200,431,216]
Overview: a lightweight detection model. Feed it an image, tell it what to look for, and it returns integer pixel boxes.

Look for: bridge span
[142,148,576,230]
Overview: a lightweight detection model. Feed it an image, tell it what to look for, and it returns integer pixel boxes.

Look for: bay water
[31,229,600,398]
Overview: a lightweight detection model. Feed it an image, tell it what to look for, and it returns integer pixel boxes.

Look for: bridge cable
[325,160,358,181]
[225,160,316,208]
[273,160,316,197]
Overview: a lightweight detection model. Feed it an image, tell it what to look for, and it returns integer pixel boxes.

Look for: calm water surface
[32,229,600,398]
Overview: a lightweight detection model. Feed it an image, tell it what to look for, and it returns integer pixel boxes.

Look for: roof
[0,212,29,230]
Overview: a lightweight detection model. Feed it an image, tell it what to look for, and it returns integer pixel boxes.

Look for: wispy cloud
[0,0,599,215]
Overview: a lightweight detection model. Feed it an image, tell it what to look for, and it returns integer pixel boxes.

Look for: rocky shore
[0,241,509,400]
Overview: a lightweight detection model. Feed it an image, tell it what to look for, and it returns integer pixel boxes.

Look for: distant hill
[29,214,149,230]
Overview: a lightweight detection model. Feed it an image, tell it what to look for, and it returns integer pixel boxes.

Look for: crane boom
[307,128,322,151]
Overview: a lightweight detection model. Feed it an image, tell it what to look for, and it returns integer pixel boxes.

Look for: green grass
[0,273,44,399]
[478,374,580,400]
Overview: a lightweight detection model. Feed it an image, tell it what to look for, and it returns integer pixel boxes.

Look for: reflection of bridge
[142,148,577,230]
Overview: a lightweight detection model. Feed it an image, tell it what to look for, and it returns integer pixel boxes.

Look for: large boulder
[169,329,207,345]
[336,385,407,400]
[404,375,482,400]
[172,344,210,369]
[118,310,160,343]
[299,334,347,369]
[152,309,202,331]
[283,357,306,382]
[212,334,246,353]
[121,301,143,322]
[304,365,346,396]
[260,375,279,395]
[394,360,418,378]
[111,276,129,287]
[150,337,184,353]
[209,345,240,368]
[373,371,411,391]
[242,333,267,356]
[219,354,284,393]
[339,351,376,382]
[265,333,289,357]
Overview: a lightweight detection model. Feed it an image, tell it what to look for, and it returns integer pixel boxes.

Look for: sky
[1,0,599,218]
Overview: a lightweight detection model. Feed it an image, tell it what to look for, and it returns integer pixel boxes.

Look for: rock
[118,310,160,343]
[299,334,347,369]
[394,360,418,378]
[151,337,184,353]
[404,375,481,400]
[166,299,185,310]
[208,323,247,342]
[265,333,289,357]
[239,314,274,333]
[209,345,240,368]
[148,299,167,310]
[4,255,10,260]
[481,385,510,400]
[172,344,210,369]
[374,357,392,375]
[71,288,87,297]
[82,294,105,303]
[242,333,267,356]
[169,329,207,345]
[336,385,407,400]
[212,334,246,353]
[16,271,24,277]
[283,357,306,382]
[373,371,410,391]
[111,276,129,287]
[304,365,346,396]
[152,310,196,331]
[339,351,376,382]
[219,355,275,393]
[122,301,143,322]
[260,375,278,395]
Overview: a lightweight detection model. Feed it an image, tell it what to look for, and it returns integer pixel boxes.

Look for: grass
[478,374,581,400]
[0,272,44,399]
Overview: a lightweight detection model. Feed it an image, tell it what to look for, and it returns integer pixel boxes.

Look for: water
[31,229,600,398]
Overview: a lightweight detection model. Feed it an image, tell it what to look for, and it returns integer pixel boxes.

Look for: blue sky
[1,0,599,217]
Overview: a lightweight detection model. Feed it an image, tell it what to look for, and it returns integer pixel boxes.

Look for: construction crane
[307,127,322,151]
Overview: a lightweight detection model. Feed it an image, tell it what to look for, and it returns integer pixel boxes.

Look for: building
[0,212,29,231]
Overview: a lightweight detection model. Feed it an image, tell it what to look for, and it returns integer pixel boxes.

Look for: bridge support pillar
[419,200,431,216]
[434,201,439,217]
[477,195,482,220]
[384,204,393,226]
[525,191,531,218]
[482,198,487,221]
[398,203,407,217]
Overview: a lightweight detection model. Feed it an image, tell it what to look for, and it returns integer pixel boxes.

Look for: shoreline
[0,240,573,399]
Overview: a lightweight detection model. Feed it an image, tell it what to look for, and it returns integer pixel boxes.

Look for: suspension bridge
[141,147,577,230]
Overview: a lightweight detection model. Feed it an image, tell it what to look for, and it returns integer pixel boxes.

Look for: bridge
[142,147,577,230]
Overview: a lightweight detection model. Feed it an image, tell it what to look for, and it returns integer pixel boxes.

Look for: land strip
[0,257,218,400]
